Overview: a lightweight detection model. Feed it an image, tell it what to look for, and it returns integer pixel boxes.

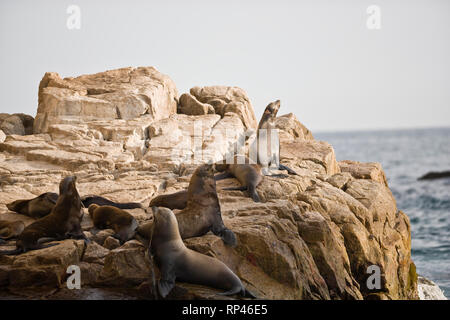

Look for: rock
[190,86,257,129]
[418,275,447,300]
[98,242,150,287]
[82,241,110,264]
[0,240,84,287]
[0,130,5,143]
[339,160,388,187]
[103,236,121,250]
[326,172,354,189]
[280,140,340,176]
[275,113,314,142]
[34,67,178,133]
[0,114,34,136]
[179,93,215,115]
[418,170,450,181]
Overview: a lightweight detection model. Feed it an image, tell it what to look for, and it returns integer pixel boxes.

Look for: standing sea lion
[149,190,188,210]
[0,176,88,255]
[6,192,58,219]
[0,220,25,241]
[252,99,298,176]
[88,204,138,244]
[214,155,263,202]
[176,164,236,247]
[150,206,256,298]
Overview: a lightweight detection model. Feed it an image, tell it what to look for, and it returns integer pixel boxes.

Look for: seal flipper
[278,164,298,175]
[158,266,176,298]
[213,226,237,247]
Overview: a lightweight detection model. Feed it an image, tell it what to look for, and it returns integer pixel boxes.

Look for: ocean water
[315,127,450,298]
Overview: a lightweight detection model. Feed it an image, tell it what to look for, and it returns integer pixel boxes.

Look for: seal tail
[82,196,143,209]
[279,164,298,175]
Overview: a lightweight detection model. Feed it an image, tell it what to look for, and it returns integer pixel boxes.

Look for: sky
[0,0,449,132]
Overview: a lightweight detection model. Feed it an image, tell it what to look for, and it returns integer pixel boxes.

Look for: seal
[176,164,236,246]
[88,204,138,244]
[252,99,298,176]
[214,155,263,202]
[149,190,188,210]
[6,192,58,219]
[0,176,88,255]
[137,164,236,247]
[0,220,25,241]
[150,206,256,298]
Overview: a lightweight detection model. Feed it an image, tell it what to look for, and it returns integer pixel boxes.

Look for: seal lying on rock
[0,176,88,255]
[6,192,58,219]
[149,190,188,210]
[150,206,256,299]
[138,164,237,247]
[214,155,263,202]
[252,99,298,176]
[7,193,142,219]
[88,204,138,244]
[0,220,25,241]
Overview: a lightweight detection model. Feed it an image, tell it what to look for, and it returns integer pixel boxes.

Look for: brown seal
[176,164,236,246]
[0,220,25,241]
[138,164,236,247]
[253,99,298,176]
[150,206,256,298]
[6,192,58,219]
[149,190,188,210]
[88,204,138,244]
[0,176,88,255]
[214,155,263,202]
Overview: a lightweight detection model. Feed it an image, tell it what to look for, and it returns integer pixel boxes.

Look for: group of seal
[0,176,87,255]
[0,99,295,298]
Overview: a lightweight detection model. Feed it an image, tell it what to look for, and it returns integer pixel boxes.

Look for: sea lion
[0,176,88,255]
[150,206,256,298]
[176,164,236,246]
[6,192,58,219]
[214,155,263,202]
[0,220,25,240]
[6,194,142,219]
[251,99,298,176]
[82,195,143,210]
[88,204,138,244]
[149,190,188,210]
[137,164,236,247]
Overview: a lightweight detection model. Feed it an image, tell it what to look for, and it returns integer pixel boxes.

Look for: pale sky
[1,0,449,132]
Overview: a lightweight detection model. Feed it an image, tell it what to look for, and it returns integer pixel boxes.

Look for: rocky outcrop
[0,113,34,136]
[189,86,257,130]
[0,66,419,300]
[418,275,447,300]
[33,67,178,134]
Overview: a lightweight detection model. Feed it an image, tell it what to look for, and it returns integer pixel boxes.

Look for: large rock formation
[33,67,178,134]
[0,67,419,300]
